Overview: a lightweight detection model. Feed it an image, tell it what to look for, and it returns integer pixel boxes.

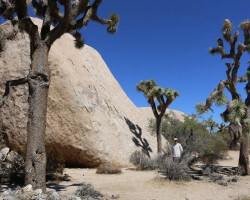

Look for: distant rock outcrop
[0,19,184,167]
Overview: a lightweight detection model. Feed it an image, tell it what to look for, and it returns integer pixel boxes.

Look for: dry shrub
[159,158,191,181]
[74,183,104,199]
[129,150,160,170]
[96,163,122,174]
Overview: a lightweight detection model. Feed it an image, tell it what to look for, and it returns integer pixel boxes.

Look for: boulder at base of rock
[0,19,184,167]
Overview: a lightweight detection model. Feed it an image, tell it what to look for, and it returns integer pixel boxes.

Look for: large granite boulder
[0,19,184,167]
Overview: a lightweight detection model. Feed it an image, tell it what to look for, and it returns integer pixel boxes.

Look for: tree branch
[202,80,229,111]
[0,77,28,108]
[149,98,159,118]
[225,63,232,80]
[14,0,28,20]
[92,14,112,25]
[46,0,70,47]
[232,43,247,83]
[18,17,40,57]
[0,0,15,19]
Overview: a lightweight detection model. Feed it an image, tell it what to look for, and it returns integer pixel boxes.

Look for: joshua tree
[0,0,119,191]
[196,19,250,175]
[203,116,218,134]
[136,80,179,155]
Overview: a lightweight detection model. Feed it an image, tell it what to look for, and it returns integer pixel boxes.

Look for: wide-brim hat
[174,138,178,141]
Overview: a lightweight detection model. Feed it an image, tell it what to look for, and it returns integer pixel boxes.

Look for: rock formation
[0,19,184,167]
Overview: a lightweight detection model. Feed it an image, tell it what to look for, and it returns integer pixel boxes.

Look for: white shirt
[172,143,183,158]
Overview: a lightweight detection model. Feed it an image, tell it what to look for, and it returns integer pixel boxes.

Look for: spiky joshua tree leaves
[136,80,179,155]
[0,0,119,191]
[196,19,250,175]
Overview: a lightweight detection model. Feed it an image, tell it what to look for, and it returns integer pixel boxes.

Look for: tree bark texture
[229,124,240,150]
[238,133,249,175]
[25,42,50,191]
[156,118,162,155]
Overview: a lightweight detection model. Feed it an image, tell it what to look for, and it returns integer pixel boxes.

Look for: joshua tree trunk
[156,117,162,155]
[25,42,50,191]
[238,133,249,175]
[229,124,239,150]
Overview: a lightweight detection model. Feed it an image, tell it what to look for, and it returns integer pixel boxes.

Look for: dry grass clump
[159,158,191,181]
[96,163,122,174]
[129,150,160,170]
[74,183,104,199]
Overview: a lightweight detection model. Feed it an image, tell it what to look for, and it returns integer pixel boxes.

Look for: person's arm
[179,144,183,153]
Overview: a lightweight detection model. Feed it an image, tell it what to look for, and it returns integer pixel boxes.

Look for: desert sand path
[54,151,250,200]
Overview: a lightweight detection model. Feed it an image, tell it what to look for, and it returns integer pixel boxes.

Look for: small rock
[34,189,43,195]
[6,151,20,163]
[23,184,33,192]
[47,191,60,200]
[218,181,228,186]
[227,176,238,182]
[0,148,10,161]
[62,174,71,181]
[191,175,203,180]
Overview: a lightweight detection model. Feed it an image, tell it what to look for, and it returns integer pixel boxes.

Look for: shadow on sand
[46,182,83,192]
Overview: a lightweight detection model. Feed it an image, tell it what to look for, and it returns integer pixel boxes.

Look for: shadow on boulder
[124,117,153,157]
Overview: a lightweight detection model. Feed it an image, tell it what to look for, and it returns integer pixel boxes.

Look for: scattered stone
[217,180,228,186]
[191,175,203,180]
[47,191,60,200]
[0,148,25,184]
[0,183,111,200]
[22,184,33,192]
[227,176,238,183]
[62,174,71,181]
[210,173,223,182]
[0,148,9,161]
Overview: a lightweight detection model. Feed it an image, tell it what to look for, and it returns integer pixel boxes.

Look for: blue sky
[81,0,250,123]
[1,1,249,123]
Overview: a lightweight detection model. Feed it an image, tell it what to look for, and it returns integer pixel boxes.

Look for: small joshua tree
[196,19,250,175]
[136,80,179,155]
[0,0,119,191]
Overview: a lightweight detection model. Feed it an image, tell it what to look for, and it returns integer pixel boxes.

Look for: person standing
[172,138,183,163]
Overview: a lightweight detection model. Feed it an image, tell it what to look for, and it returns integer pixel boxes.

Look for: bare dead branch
[0,77,28,108]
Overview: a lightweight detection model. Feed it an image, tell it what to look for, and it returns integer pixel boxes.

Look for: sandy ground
[49,151,250,200]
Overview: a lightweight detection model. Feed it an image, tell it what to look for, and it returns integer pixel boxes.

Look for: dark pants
[173,157,181,163]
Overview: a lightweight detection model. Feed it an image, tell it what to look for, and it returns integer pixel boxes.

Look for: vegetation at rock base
[196,19,250,175]
[0,0,119,191]
[149,113,228,164]
[129,150,161,170]
[129,113,230,181]
[136,80,179,155]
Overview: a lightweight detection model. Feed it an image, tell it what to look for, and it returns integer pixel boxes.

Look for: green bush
[199,134,228,164]
[149,114,228,165]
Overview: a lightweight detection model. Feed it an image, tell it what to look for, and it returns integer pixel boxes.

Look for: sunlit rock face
[0,19,184,167]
